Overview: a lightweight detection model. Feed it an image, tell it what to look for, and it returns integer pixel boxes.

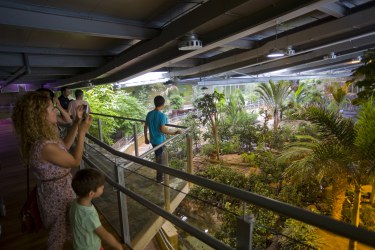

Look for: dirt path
[193,154,260,176]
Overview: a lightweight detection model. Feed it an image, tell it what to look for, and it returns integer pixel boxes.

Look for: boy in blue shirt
[144,96,181,183]
[70,169,123,250]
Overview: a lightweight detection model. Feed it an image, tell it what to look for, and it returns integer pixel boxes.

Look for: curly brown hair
[12,92,60,164]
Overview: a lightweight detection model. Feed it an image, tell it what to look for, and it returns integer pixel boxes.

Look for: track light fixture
[267,48,285,58]
[267,22,285,58]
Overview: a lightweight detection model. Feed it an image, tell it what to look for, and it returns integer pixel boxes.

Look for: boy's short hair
[154,95,165,107]
[75,89,84,98]
[72,169,105,197]
[61,87,68,94]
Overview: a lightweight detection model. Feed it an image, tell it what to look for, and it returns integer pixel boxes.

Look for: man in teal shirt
[144,96,181,182]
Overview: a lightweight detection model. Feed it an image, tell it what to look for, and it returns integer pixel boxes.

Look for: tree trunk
[370,177,375,207]
[273,109,279,130]
[330,178,347,220]
[348,186,361,250]
[213,126,220,161]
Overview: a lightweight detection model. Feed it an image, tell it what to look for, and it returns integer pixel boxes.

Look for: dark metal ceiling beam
[0,45,119,56]
[51,0,251,87]
[0,53,106,67]
[64,0,341,88]
[172,6,375,78]
[285,52,363,74]
[318,2,347,17]
[48,0,253,87]
[197,74,352,85]
[0,1,158,39]
[237,35,375,76]
[221,40,256,49]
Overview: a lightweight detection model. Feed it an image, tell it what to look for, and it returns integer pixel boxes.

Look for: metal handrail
[90,112,188,129]
[83,155,233,250]
[85,133,375,247]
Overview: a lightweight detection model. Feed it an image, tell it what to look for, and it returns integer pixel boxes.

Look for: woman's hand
[75,105,84,121]
[53,97,62,110]
[78,114,92,135]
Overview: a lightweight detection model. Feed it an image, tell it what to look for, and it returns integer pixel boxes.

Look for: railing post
[133,124,139,156]
[163,150,170,212]
[115,165,131,246]
[236,214,255,250]
[186,135,193,187]
[98,118,104,142]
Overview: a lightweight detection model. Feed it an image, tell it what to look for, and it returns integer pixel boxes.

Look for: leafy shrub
[202,144,216,156]
[360,204,375,231]
[169,158,185,171]
[240,152,256,164]
[280,219,322,249]
[221,137,240,154]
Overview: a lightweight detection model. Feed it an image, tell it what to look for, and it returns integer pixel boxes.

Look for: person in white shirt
[68,89,91,120]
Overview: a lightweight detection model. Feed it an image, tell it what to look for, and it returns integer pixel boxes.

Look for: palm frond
[355,99,375,163]
[302,106,355,147]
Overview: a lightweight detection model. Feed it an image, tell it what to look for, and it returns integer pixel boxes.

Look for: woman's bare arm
[42,116,92,168]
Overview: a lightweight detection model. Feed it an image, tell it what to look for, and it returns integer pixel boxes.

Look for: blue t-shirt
[146,110,167,145]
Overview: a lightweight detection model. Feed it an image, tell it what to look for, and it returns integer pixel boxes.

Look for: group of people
[12,89,121,250]
[12,88,181,249]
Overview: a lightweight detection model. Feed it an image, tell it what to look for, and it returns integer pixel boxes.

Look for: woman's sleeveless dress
[31,140,76,250]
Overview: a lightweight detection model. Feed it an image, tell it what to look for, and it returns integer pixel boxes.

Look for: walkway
[0,118,128,249]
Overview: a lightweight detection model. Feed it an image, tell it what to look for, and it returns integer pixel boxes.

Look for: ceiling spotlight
[178,33,203,51]
[323,52,336,60]
[286,46,295,56]
[267,48,285,58]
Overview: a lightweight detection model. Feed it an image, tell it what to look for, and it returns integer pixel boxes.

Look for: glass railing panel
[122,163,165,207]
[125,194,160,241]
[177,230,215,250]
[173,191,240,249]
[84,142,117,179]
[92,180,121,236]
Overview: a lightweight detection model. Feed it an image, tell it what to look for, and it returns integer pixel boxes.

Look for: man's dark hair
[60,87,68,94]
[36,88,54,101]
[154,95,165,107]
[72,169,105,197]
[75,89,84,98]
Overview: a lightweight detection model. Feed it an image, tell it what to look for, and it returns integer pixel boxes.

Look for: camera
[82,104,88,120]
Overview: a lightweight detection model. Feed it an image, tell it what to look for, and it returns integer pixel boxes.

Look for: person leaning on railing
[12,92,92,250]
[144,95,181,183]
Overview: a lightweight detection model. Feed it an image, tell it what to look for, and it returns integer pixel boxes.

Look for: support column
[133,124,139,156]
[163,150,170,212]
[115,165,131,245]
[98,118,103,142]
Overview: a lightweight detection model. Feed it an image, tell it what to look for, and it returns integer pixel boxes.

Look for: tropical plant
[325,82,350,113]
[352,49,375,103]
[169,94,184,110]
[225,89,245,125]
[195,90,225,160]
[280,218,322,249]
[255,80,292,130]
[279,100,375,250]
[85,85,146,144]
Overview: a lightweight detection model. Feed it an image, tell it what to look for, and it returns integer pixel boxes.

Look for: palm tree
[255,80,292,130]
[279,100,375,250]
[325,82,350,113]
[226,89,245,125]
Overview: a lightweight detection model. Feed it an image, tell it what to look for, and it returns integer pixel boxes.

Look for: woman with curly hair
[12,91,92,250]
